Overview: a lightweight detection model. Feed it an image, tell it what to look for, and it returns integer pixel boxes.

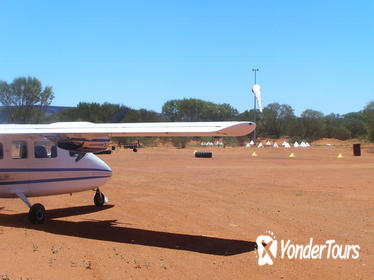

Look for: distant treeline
[1,77,373,142]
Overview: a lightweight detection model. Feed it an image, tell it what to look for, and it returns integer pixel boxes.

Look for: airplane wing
[0,121,255,152]
[0,121,255,137]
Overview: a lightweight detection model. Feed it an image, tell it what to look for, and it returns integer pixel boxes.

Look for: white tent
[265,140,272,146]
[245,143,251,148]
[257,142,264,148]
[273,143,279,148]
[306,142,310,147]
[300,141,307,147]
[284,143,291,148]
[282,141,287,147]
[294,142,300,148]
[249,140,255,145]
[200,142,206,146]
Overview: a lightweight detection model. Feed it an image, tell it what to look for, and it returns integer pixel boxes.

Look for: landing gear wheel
[28,203,46,224]
[94,190,105,207]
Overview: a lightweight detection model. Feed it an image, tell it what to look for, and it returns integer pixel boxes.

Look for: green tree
[162,98,238,121]
[329,126,351,140]
[259,103,295,138]
[342,112,367,138]
[52,102,129,123]
[363,101,374,141]
[162,100,183,121]
[300,109,326,140]
[324,113,344,138]
[0,77,54,123]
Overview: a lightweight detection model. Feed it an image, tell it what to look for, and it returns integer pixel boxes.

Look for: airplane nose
[88,153,112,177]
[100,159,112,177]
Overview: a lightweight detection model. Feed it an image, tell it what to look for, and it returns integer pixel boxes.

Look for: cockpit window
[69,151,77,157]
[34,141,57,158]
[11,141,28,159]
[69,151,85,162]
[0,143,3,159]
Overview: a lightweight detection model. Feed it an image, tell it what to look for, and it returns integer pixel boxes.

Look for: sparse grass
[296,192,303,197]
[1,274,10,280]
[51,245,58,254]
[82,260,92,270]
[32,243,38,252]
[160,264,167,270]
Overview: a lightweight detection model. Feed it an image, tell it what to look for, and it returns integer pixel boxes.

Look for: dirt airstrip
[0,144,373,279]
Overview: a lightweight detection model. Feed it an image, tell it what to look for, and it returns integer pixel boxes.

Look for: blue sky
[0,0,373,116]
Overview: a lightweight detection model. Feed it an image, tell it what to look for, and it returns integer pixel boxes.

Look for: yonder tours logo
[255,230,360,266]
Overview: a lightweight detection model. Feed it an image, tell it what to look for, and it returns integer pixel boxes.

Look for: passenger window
[34,141,57,158]
[0,143,3,159]
[11,141,28,159]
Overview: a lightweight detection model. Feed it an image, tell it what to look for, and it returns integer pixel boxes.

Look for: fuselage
[0,135,112,198]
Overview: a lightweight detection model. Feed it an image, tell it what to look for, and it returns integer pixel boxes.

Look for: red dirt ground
[0,145,373,279]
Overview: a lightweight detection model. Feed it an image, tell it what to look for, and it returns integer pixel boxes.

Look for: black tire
[194,152,212,158]
[94,191,105,207]
[28,203,46,224]
[133,148,138,152]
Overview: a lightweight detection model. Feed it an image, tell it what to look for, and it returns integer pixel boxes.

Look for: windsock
[252,84,263,112]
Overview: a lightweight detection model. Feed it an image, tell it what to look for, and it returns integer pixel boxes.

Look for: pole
[252,68,259,144]
[254,95,256,144]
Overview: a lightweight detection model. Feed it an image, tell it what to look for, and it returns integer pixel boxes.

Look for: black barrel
[353,144,361,156]
[195,152,212,158]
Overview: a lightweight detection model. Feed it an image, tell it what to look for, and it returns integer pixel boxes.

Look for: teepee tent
[294,142,299,148]
[273,143,279,148]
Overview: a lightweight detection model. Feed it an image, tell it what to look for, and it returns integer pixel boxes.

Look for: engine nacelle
[56,136,110,153]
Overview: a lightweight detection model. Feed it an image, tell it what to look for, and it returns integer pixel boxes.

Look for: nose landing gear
[94,189,108,207]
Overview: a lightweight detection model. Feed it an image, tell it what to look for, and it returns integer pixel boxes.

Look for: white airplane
[0,121,255,224]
